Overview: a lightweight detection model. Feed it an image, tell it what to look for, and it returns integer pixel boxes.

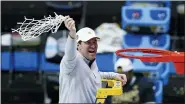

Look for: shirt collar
[83,56,95,67]
[83,56,91,64]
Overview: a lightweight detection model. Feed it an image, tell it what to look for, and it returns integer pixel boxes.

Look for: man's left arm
[99,72,127,85]
[99,72,117,79]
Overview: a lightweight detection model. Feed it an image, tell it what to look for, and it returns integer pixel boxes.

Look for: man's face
[78,38,98,61]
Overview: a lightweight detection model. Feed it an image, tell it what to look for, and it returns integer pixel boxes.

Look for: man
[112,58,155,104]
[59,16,127,103]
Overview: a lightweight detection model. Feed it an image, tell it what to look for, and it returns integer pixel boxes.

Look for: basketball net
[11,12,66,41]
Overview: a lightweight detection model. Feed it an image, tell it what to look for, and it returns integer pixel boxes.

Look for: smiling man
[59,16,127,103]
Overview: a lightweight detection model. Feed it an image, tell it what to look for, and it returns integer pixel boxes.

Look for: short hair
[77,41,82,50]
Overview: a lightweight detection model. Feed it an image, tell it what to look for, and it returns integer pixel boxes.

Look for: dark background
[1,1,185,35]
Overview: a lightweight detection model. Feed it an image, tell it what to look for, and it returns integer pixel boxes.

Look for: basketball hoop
[115,48,184,75]
[11,12,67,41]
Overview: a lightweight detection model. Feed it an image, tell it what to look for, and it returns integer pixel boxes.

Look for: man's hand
[115,74,127,86]
[64,16,76,39]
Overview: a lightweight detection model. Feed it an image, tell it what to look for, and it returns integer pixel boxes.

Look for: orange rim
[115,48,184,74]
[115,48,172,62]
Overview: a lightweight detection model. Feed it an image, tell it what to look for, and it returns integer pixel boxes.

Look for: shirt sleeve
[99,71,118,79]
[60,36,77,74]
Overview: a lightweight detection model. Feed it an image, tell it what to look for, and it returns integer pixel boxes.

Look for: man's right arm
[64,31,77,62]
[60,16,77,74]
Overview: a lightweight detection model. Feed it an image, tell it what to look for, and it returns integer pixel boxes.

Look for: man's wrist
[69,35,76,39]
[111,72,118,79]
[69,31,76,39]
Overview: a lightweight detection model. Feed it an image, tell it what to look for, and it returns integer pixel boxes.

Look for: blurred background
[1,1,184,104]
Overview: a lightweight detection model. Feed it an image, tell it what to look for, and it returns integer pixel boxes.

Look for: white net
[12,12,66,41]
